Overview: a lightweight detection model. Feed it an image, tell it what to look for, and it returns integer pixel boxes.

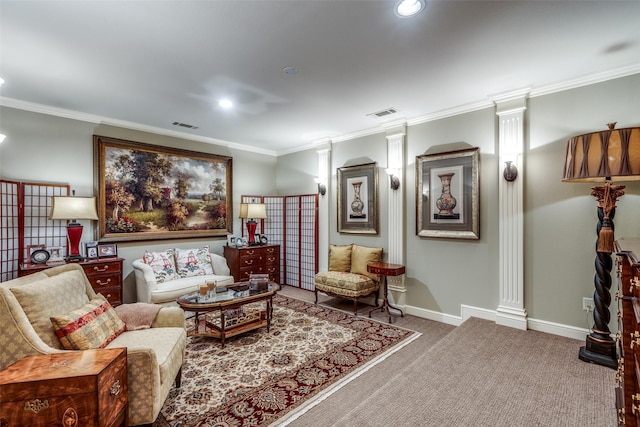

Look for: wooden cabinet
[0,348,128,427]
[224,244,280,283]
[18,258,124,306]
[615,237,640,427]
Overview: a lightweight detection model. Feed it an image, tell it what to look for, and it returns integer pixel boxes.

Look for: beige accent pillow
[50,294,126,350]
[351,245,383,280]
[329,244,353,272]
[11,270,90,349]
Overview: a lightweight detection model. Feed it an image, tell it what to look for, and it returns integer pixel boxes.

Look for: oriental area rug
[154,294,419,426]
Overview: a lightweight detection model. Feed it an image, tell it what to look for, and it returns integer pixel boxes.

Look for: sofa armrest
[209,253,231,276]
[151,306,186,329]
[132,259,158,303]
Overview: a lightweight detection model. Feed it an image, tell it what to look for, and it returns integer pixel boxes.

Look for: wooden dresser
[615,237,640,426]
[18,257,124,306]
[224,244,280,283]
[0,348,128,427]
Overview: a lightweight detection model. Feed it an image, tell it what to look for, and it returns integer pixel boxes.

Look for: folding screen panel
[0,180,69,281]
[240,194,318,289]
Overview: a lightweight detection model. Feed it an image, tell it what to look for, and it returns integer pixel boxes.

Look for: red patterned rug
[154,294,419,426]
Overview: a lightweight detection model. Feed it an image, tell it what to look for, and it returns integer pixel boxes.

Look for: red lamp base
[67,223,84,261]
[246,220,257,244]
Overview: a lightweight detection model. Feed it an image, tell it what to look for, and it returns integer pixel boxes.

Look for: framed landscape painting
[94,135,232,242]
[416,147,479,240]
[337,162,378,234]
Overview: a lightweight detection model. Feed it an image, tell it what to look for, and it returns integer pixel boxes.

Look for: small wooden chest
[0,348,128,427]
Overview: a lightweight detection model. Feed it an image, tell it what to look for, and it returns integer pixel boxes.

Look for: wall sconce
[503,161,518,182]
[314,177,327,196]
[385,169,400,190]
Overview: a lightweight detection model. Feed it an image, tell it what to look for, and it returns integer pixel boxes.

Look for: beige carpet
[284,291,617,427]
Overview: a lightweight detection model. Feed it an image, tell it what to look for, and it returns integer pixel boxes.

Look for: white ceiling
[1,1,639,156]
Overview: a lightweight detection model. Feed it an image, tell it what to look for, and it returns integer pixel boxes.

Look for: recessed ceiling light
[283,66,299,75]
[395,0,425,17]
[219,99,233,109]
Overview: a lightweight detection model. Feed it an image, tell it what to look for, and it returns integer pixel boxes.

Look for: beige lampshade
[562,124,640,182]
[50,196,99,221]
[239,203,267,219]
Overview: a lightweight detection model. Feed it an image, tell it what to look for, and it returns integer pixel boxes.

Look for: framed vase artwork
[416,147,479,239]
[337,162,378,234]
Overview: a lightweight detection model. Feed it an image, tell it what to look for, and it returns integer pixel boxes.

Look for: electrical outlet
[583,297,594,312]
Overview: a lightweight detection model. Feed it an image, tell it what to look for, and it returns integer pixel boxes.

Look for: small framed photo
[97,243,117,258]
[85,241,99,259]
[47,246,65,263]
[26,244,45,263]
[227,235,236,246]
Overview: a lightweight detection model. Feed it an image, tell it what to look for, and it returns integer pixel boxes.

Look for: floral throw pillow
[143,250,179,283]
[174,246,214,278]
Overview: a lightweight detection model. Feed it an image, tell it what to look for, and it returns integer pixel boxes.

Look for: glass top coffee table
[177,282,279,347]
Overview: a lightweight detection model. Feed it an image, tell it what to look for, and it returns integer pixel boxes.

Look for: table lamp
[562,123,640,369]
[239,203,267,245]
[50,191,99,261]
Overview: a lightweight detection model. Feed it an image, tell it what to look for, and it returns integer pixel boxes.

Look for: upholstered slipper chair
[0,264,186,426]
[314,244,382,314]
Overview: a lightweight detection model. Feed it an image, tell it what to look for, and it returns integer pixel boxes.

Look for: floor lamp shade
[239,203,267,244]
[562,124,640,369]
[50,195,99,260]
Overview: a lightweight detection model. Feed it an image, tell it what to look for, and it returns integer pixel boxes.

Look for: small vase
[435,173,457,216]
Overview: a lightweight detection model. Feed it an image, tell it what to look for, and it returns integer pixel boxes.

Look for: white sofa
[133,250,235,305]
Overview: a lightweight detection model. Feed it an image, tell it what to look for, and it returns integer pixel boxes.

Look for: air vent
[172,121,199,130]
[367,108,398,118]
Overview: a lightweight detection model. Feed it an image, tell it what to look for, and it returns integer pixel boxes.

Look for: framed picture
[98,243,118,258]
[94,135,233,242]
[416,147,480,239]
[47,246,65,263]
[26,244,45,263]
[337,162,378,234]
[85,241,98,259]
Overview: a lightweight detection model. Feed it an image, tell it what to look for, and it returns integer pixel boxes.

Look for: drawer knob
[110,379,122,396]
[93,265,109,272]
[245,260,254,265]
[96,278,112,286]
[24,398,49,414]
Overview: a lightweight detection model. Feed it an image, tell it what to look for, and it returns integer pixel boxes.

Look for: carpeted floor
[286,286,618,427]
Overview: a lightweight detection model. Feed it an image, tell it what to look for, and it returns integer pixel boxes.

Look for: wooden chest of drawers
[0,348,128,427]
[19,257,124,306]
[224,244,280,283]
[615,237,640,427]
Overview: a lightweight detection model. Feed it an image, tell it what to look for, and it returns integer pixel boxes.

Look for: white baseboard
[403,303,589,341]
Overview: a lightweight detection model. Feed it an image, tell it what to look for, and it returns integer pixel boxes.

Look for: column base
[578,335,617,370]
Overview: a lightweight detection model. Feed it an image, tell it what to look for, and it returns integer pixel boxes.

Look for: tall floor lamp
[50,191,99,261]
[562,123,640,369]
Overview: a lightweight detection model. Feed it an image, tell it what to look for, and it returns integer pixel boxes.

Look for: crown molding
[0,97,278,157]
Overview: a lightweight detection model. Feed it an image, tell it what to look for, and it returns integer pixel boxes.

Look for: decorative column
[316,143,331,272]
[384,124,406,305]
[494,91,528,330]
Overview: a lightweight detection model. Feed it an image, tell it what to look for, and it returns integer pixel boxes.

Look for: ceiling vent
[172,121,199,130]
[367,108,398,118]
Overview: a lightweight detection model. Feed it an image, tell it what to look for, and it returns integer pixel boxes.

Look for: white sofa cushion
[148,274,235,304]
[143,249,179,283]
[174,246,214,277]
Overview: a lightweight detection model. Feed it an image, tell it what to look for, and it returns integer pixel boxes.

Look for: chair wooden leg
[175,367,182,388]
[314,289,319,304]
[353,298,358,315]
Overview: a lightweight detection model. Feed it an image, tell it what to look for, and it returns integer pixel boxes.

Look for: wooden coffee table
[177,282,279,347]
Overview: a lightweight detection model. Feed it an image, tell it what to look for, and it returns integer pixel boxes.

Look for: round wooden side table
[367,261,405,323]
